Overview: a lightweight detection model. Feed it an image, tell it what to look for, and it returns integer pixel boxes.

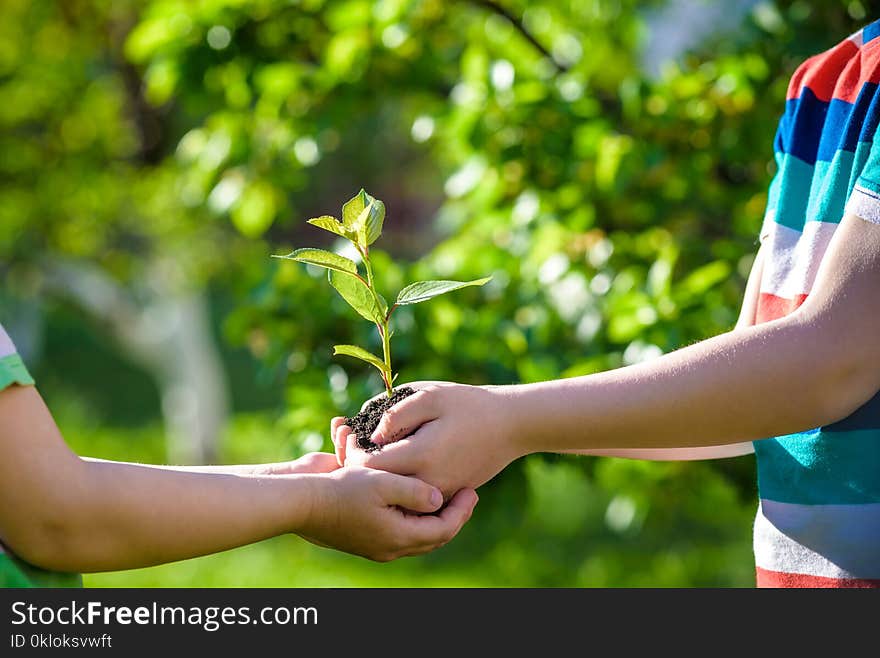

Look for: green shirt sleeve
[0,353,35,390]
[0,325,81,588]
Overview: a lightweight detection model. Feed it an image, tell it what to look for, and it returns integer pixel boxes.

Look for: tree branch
[465,0,569,73]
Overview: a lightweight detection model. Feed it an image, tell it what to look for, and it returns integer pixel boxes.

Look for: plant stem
[362,246,393,397]
[380,316,392,397]
[362,246,374,289]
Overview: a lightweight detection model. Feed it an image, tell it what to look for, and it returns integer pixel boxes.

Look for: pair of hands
[331,380,523,501]
[275,381,521,563]
[271,383,489,562]
[282,452,478,562]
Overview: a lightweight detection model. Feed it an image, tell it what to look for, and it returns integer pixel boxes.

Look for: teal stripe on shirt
[805,149,854,223]
[754,428,880,505]
[768,140,880,232]
[848,140,873,192]
[771,152,813,232]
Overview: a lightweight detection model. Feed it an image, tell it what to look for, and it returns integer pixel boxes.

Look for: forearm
[505,311,867,455]
[82,457,297,476]
[19,458,316,573]
[562,443,754,460]
[558,249,765,462]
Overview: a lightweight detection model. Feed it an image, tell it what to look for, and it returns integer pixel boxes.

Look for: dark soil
[346,386,416,452]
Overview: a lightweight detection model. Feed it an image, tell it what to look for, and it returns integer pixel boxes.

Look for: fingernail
[430,489,443,508]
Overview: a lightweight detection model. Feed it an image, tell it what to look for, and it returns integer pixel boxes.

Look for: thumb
[295,452,341,474]
[378,473,443,514]
[372,389,438,446]
[334,423,352,466]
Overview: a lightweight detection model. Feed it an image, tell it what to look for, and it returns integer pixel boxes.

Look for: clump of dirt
[346,386,416,452]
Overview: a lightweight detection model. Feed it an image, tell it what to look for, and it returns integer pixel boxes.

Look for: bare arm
[0,387,477,571]
[82,456,331,476]
[505,216,879,453]
[353,214,880,496]
[562,246,765,461]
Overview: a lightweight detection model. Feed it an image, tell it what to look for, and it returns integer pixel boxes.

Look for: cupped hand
[330,381,456,466]
[331,383,522,499]
[300,466,478,561]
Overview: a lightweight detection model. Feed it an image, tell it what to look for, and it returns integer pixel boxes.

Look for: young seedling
[272,189,490,447]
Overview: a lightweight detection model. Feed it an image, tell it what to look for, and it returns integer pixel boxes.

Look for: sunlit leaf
[355,198,385,246]
[271,248,357,275]
[342,189,369,228]
[333,344,389,374]
[395,277,492,305]
[307,215,348,238]
[341,188,384,246]
[328,270,384,324]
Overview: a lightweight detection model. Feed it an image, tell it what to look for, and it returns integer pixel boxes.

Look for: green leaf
[395,277,492,306]
[341,188,384,246]
[357,198,385,246]
[306,215,348,238]
[328,270,384,324]
[333,345,390,374]
[342,189,370,228]
[271,248,357,275]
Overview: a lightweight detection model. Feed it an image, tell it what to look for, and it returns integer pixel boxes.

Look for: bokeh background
[0,0,868,587]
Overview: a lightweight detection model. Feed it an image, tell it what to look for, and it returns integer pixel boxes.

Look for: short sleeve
[846,141,880,224]
[0,323,35,389]
[759,150,784,245]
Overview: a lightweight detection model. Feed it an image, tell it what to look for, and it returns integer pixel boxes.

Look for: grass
[85,536,498,588]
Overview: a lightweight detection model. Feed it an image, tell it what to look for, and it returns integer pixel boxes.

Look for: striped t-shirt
[0,323,81,587]
[752,20,880,587]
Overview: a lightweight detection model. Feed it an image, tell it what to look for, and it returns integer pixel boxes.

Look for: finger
[295,452,340,474]
[359,431,428,474]
[344,431,370,467]
[331,417,345,451]
[402,488,479,547]
[334,425,352,466]
[371,389,440,446]
[377,472,443,514]
[331,416,344,465]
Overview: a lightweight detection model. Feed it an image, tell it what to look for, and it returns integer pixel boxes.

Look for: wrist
[248,462,286,476]
[486,384,536,460]
[278,474,323,534]
[496,380,583,456]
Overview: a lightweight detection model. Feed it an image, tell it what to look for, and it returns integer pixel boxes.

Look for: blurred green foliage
[1,0,869,586]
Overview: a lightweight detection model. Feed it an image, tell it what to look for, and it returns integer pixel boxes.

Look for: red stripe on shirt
[829,50,880,104]
[755,292,808,324]
[756,567,880,588]
[787,40,860,101]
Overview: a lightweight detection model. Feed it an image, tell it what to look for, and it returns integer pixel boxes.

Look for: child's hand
[331,383,523,499]
[330,381,453,466]
[269,452,341,475]
[244,452,341,476]
[300,466,478,561]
